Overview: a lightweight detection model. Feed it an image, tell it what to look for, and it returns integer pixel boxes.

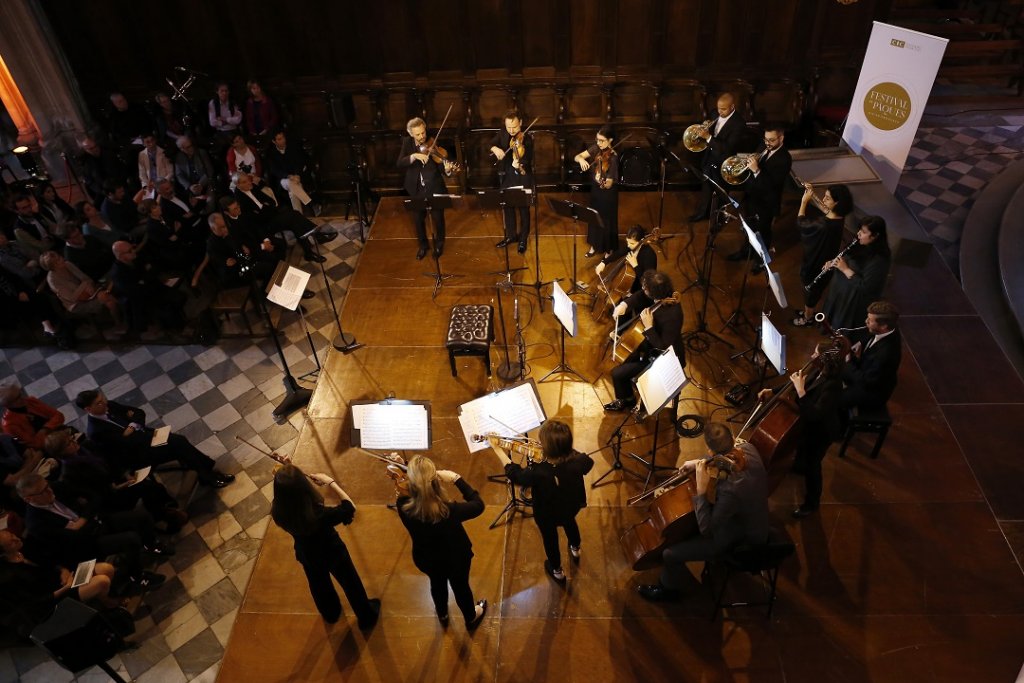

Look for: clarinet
[805,237,858,293]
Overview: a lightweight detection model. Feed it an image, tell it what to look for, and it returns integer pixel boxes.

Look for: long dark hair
[270,464,324,536]
[856,215,891,258]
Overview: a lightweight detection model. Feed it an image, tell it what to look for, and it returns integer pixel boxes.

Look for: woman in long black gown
[574,125,619,258]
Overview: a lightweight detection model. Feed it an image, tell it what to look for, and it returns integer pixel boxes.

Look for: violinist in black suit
[75,389,234,488]
[840,301,902,411]
[731,126,792,271]
[398,117,456,261]
[690,93,747,222]
[603,270,685,412]
[489,111,534,254]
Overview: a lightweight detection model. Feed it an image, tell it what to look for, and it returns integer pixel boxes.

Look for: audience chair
[209,286,255,337]
[839,404,892,460]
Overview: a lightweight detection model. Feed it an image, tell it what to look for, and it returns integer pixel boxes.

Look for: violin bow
[426,103,455,157]
[234,435,321,484]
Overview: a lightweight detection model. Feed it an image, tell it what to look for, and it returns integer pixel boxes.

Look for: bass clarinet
[805,237,858,293]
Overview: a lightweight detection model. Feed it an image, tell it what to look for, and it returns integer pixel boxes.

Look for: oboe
[805,237,858,293]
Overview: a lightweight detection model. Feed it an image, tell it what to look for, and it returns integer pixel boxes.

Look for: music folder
[350,398,432,451]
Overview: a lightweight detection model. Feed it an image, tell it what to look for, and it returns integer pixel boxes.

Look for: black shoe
[358,598,381,630]
[637,583,681,602]
[143,542,175,557]
[416,245,428,260]
[315,231,337,244]
[688,211,709,222]
[134,571,166,592]
[603,399,636,412]
[496,237,513,248]
[215,472,235,484]
[467,599,487,631]
[517,242,527,254]
[303,252,327,263]
[433,243,444,258]
[751,262,765,275]
[584,249,597,258]
[437,612,449,628]
[544,560,566,583]
[725,249,750,262]
[792,505,817,519]
[301,289,315,300]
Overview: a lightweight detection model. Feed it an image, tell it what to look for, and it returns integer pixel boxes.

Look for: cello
[593,228,661,321]
[610,291,680,363]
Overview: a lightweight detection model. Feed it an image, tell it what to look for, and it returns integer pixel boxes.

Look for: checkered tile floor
[896,113,1024,275]
[1,110,1023,680]
[0,218,364,683]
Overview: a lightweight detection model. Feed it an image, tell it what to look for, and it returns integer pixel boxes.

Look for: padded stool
[839,404,892,460]
[446,305,493,377]
[704,532,795,620]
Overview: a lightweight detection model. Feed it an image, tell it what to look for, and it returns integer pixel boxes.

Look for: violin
[357,449,411,496]
[419,137,462,174]
[509,133,527,174]
[593,147,615,185]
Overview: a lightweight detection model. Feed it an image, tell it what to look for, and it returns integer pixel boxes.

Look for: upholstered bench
[446,305,493,377]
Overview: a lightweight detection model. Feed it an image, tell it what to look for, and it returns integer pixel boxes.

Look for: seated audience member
[193,211,280,290]
[156,177,205,234]
[15,473,168,592]
[76,136,131,201]
[174,135,217,213]
[0,528,121,637]
[35,183,75,237]
[141,199,191,274]
[45,430,187,534]
[244,80,280,137]
[0,240,63,338]
[12,194,56,256]
[75,389,235,488]
[233,172,330,262]
[152,91,186,145]
[0,434,51,491]
[100,181,141,236]
[110,240,186,332]
[39,251,121,322]
[106,92,151,151]
[136,133,173,198]
[840,300,902,412]
[266,130,314,213]
[0,228,43,284]
[63,225,114,282]
[226,133,263,189]
[0,383,69,450]
[76,199,128,248]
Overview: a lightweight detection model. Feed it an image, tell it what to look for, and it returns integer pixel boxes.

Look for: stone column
[0,0,93,182]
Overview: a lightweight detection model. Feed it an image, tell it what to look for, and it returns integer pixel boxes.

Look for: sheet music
[760,312,787,375]
[551,281,578,337]
[740,215,771,266]
[458,383,546,453]
[634,350,688,414]
[266,265,311,312]
[767,270,788,309]
[360,404,429,450]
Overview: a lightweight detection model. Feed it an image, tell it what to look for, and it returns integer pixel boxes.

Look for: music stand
[626,349,689,490]
[546,197,601,301]
[458,380,547,528]
[262,261,314,422]
[301,222,360,352]
[721,214,770,337]
[404,194,462,298]
[540,280,588,383]
[476,188,531,285]
[350,398,432,451]
[682,183,735,353]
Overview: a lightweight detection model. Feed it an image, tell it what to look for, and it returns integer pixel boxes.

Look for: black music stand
[477,188,531,285]
[592,404,647,488]
[301,222,360,352]
[539,280,588,383]
[681,180,735,353]
[404,194,461,298]
[260,261,313,422]
[722,217,770,338]
[546,197,601,301]
[626,349,689,490]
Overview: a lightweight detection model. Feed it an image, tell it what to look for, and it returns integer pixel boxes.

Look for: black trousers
[611,359,646,400]
[302,546,375,624]
[796,431,833,509]
[413,208,446,249]
[535,514,582,571]
[425,560,475,624]
[124,435,216,480]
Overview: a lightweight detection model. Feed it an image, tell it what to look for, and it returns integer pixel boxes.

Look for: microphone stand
[681,189,734,352]
[301,223,360,352]
[494,280,522,381]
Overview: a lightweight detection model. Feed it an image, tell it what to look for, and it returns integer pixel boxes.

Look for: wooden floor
[218,193,1024,683]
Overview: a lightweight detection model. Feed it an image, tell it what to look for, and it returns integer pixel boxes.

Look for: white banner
[842,22,948,193]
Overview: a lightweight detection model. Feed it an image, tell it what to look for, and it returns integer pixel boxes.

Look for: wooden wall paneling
[314,136,356,187]
[519,84,563,125]
[528,129,567,188]
[611,82,657,123]
[422,88,469,130]
[381,88,416,132]
[320,3,372,77]
[460,128,502,191]
[704,79,755,118]
[417,0,468,77]
[751,78,806,130]
[368,0,425,77]
[332,90,382,132]
[658,78,707,123]
[517,0,568,77]
[465,0,511,75]
[568,0,602,77]
[359,131,406,190]
[564,83,606,123]
[614,0,657,73]
[475,86,517,127]
[661,0,702,73]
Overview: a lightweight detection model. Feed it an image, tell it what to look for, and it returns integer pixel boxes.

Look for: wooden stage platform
[217,193,1024,682]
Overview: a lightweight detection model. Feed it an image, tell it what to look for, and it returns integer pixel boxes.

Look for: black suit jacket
[397,136,449,198]
[84,402,151,464]
[623,290,686,367]
[396,478,483,574]
[490,129,534,187]
[744,147,792,218]
[841,329,902,409]
[703,114,747,171]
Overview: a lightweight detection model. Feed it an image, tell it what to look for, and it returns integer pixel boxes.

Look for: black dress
[585,144,619,253]
[287,500,377,624]
[821,245,890,331]
[396,478,484,623]
[797,215,845,308]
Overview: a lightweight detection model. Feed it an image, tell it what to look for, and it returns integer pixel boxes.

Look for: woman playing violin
[595,224,658,297]
[574,125,619,258]
[757,342,844,519]
[270,463,381,629]
[604,270,685,412]
[398,117,456,261]
[493,421,594,584]
[489,111,534,254]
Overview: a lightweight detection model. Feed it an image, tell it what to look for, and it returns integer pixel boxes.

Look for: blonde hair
[401,455,450,523]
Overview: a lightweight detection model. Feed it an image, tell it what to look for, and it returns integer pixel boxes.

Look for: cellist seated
[595,225,658,300]
[603,270,685,413]
[637,422,769,602]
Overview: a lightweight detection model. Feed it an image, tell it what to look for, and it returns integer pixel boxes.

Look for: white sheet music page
[360,404,429,450]
[458,383,545,452]
[635,350,688,413]
[266,266,311,311]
